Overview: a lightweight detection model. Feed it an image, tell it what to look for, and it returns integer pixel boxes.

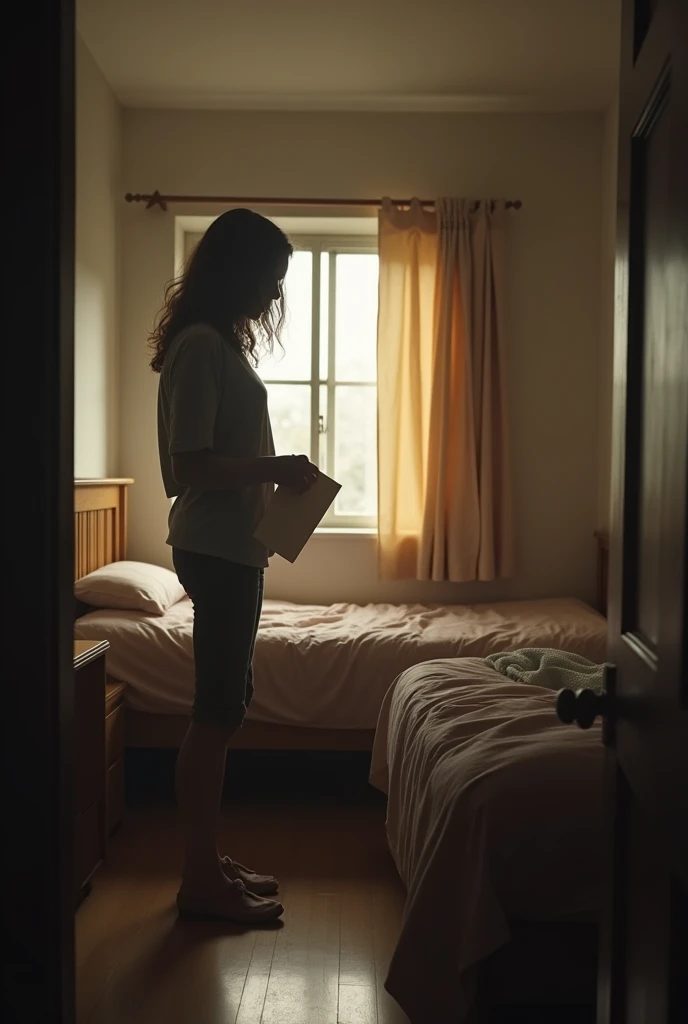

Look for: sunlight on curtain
[377,198,513,582]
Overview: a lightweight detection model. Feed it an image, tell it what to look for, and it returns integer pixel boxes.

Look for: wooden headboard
[74,478,134,580]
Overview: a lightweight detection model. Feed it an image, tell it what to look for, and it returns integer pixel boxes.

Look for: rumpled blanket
[485,647,608,693]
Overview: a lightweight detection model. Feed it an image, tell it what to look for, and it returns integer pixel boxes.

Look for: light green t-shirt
[157,323,275,567]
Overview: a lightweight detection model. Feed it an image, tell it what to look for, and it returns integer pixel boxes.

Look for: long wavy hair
[149,208,293,372]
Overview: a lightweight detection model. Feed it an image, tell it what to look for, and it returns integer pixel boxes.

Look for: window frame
[263,233,378,530]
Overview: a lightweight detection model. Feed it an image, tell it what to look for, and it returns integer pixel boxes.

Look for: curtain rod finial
[145,190,167,211]
[124,191,167,211]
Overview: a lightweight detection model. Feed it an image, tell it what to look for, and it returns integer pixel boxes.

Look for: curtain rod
[124,190,522,212]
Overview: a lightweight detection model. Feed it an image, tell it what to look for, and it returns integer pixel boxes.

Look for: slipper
[177,878,283,924]
[221,856,279,896]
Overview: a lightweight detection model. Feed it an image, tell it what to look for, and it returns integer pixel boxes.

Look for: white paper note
[254,472,342,563]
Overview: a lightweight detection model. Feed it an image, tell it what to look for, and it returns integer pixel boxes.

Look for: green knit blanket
[484,648,607,693]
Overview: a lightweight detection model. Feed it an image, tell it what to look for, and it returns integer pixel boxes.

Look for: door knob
[556,688,608,729]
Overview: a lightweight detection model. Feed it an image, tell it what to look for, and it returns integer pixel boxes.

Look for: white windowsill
[314,527,377,537]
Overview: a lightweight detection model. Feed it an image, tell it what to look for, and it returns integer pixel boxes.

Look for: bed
[370,658,604,1023]
[74,479,609,755]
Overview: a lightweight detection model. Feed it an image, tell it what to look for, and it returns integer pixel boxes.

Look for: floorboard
[76,751,410,1024]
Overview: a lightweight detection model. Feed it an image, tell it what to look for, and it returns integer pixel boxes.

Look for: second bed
[370,657,604,1023]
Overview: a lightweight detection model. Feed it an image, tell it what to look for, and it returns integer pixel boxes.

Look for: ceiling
[77,0,620,112]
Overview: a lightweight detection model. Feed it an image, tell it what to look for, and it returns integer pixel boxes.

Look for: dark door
[601,1,687,1021]
[4,0,76,1021]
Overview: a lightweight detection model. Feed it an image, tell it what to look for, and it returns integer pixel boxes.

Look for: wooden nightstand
[105,680,126,834]
[74,640,108,901]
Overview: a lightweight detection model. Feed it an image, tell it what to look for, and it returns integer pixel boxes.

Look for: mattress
[74,595,607,730]
[370,658,604,1024]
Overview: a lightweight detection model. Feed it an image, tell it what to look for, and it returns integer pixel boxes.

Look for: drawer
[105,705,125,768]
[75,801,103,894]
[106,759,125,834]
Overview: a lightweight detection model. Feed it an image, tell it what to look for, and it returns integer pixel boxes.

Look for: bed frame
[75,479,375,751]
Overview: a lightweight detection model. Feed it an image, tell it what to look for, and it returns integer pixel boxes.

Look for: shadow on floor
[126,748,382,807]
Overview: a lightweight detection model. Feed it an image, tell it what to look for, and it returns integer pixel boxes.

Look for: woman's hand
[271,454,319,493]
[170,451,319,493]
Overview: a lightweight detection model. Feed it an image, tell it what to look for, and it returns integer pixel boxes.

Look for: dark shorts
[172,547,264,729]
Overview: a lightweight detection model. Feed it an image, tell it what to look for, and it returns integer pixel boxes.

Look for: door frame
[600,0,688,1021]
[4,0,77,1019]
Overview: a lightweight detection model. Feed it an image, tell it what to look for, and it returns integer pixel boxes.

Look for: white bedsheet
[370,658,604,1024]
[74,595,606,730]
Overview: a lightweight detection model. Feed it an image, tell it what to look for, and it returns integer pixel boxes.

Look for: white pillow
[75,560,186,616]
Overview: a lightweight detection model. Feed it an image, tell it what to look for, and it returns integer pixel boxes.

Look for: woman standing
[151,209,318,924]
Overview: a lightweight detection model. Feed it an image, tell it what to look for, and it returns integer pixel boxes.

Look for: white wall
[74,35,121,477]
[597,93,619,529]
[120,109,606,606]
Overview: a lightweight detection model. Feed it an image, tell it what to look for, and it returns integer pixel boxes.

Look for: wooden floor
[76,752,410,1024]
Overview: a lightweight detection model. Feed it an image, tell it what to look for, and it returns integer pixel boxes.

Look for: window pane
[334,254,379,383]
[260,250,312,381]
[320,252,329,380]
[319,384,328,471]
[267,384,311,458]
[334,385,377,517]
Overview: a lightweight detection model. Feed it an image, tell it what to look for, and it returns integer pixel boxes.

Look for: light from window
[260,239,378,528]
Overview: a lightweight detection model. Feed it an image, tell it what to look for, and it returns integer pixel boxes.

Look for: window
[260,236,378,528]
[181,222,379,529]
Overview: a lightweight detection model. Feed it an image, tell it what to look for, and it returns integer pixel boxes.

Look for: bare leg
[176,720,233,892]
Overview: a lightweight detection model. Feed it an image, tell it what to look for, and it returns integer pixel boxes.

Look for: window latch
[318,414,327,435]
